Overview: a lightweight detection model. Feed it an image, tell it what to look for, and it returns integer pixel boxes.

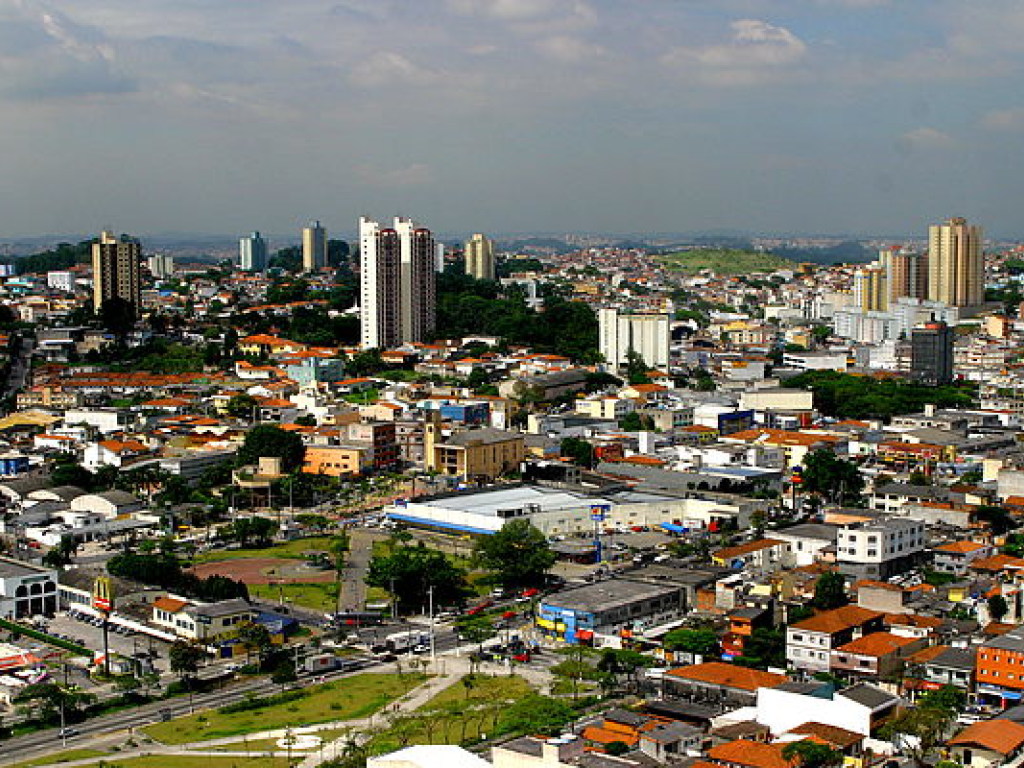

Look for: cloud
[981,107,1024,132]
[535,35,605,64]
[356,163,432,187]
[660,19,807,86]
[348,52,439,88]
[896,127,955,154]
[0,2,136,100]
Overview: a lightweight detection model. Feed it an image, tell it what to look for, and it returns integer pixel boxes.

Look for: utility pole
[428,584,436,664]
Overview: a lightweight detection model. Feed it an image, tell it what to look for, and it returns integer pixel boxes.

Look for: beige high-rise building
[91,231,141,313]
[881,246,927,303]
[301,220,327,273]
[853,264,888,312]
[927,217,983,308]
[464,233,495,281]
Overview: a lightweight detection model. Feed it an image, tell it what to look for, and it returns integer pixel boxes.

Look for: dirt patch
[191,557,336,585]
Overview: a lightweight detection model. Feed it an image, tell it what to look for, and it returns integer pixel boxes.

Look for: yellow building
[302,445,371,477]
[425,424,525,482]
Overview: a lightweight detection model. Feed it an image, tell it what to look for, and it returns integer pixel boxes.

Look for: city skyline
[1,1,1023,238]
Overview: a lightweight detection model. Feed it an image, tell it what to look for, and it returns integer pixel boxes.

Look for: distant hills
[654,249,797,275]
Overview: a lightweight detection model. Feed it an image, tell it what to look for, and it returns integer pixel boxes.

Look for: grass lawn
[655,248,794,275]
[367,674,531,752]
[194,536,337,564]
[76,757,290,768]
[12,749,108,768]
[210,727,350,753]
[248,581,338,612]
[143,673,426,745]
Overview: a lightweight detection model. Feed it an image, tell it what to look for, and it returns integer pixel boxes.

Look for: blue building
[536,579,684,644]
[284,357,345,388]
[0,455,29,476]
[439,402,490,425]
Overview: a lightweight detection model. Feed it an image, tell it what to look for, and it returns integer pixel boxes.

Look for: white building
[835,518,926,580]
[598,308,670,371]
[360,216,436,349]
[146,254,174,279]
[302,220,327,272]
[46,271,74,293]
[239,231,267,272]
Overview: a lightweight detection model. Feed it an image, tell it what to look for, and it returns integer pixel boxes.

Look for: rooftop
[666,661,787,692]
[543,579,681,614]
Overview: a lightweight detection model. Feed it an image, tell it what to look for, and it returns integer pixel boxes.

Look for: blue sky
[1,0,1022,238]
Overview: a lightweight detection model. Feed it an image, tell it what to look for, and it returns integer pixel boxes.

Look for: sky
[1,0,1023,239]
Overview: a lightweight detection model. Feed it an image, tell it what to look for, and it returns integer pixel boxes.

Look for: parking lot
[44,612,173,674]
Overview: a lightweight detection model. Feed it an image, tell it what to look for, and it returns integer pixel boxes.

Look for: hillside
[654,248,796,275]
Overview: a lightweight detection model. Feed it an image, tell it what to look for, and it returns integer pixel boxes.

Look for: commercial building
[928,216,983,308]
[91,230,141,313]
[359,216,436,349]
[424,424,524,482]
[302,220,327,272]
[598,308,670,371]
[537,578,686,643]
[976,626,1024,704]
[239,231,267,272]
[464,233,495,281]
[911,320,954,385]
[835,518,926,581]
[0,558,58,618]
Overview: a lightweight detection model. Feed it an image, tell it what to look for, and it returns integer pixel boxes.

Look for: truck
[385,630,429,654]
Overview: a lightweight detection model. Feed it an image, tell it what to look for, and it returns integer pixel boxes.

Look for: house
[152,597,255,641]
[754,680,899,736]
[933,540,995,576]
[713,538,793,571]
[785,723,864,756]
[947,719,1024,768]
[492,735,584,768]
[770,524,838,567]
[904,645,976,697]
[706,739,792,768]
[663,662,788,707]
[639,721,703,762]
[829,631,927,679]
[786,605,884,673]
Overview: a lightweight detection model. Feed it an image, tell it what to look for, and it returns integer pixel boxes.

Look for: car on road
[58,727,79,738]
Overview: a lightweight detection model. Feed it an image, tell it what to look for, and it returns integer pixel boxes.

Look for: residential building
[852,265,888,312]
[360,215,436,349]
[830,631,926,679]
[786,605,885,672]
[91,230,141,313]
[755,680,900,736]
[239,231,268,272]
[911,321,954,385]
[424,424,524,481]
[928,216,983,308]
[664,662,787,707]
[932,540,994,576]
[302,219,327,272]
[904,645,975,696]
[465,233,495,281]
[146,253,174,279]
[882,246,927,303]
[947,720,1024,768]
[712,538,793,571]
[835,518,926,580]
[598,308,670,371]
[46,271,74,292]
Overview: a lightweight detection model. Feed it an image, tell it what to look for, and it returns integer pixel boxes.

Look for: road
[337,528,383,613]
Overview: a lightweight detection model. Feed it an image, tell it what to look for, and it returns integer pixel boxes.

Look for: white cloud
[661,19,807,86]
[896,127,955,153]
[535,35,604,64]
[981,107,1024,132]
[348,52,438,88]
[356,163,432,187]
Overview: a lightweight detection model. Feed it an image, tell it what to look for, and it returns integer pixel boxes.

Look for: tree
[237,621,273,666]
[366,542,467,613]
[735,627,786,669]
[236,425,306,473]
[497,694,575,737]
[226,393,258,418]
[781,740,843,768]
[42,535,79,569]
[168,641,204,681]
[988,593,1009,622]
[624,350,650,385]
[881,705,955,767]
[227,516,277,547]
[812,572,848,610]
[605,742,631,757]
[551,645,600,701]
[663,628,720,657]
[474,519,556,589]
[560,437,595,469]
[801,449,864,506]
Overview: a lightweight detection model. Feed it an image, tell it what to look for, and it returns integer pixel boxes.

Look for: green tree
[551,646,600,701]
[497,695,578,735]
[735,627,786,669]
[812,571,848,610]
[168,641,204,681]
[236,425,306,472]
[99,296,136,338]
[781,740,843,768]
[605,742,630,757]
[560,437,595,469]
[226,393,258,418]
[801,449,864,505]
[237,620,273,666]
[42,535,79,569]
[663,628,720,656]
[366,542,466,613]
[988,593,1009,622]
[624,350,650,385]
[474,519,556,589]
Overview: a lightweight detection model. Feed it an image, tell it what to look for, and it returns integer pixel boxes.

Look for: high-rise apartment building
[852,264,888,312]
[911,321,954,385]
[598,308,670,370]
[302,220,327,273]
[465,233,495,281]
[239,231,267,272]
[881,246,927,304]
[146,254,174,280]
[359,216,437,349]
[927,217,983,308]
[91,231,141,313]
